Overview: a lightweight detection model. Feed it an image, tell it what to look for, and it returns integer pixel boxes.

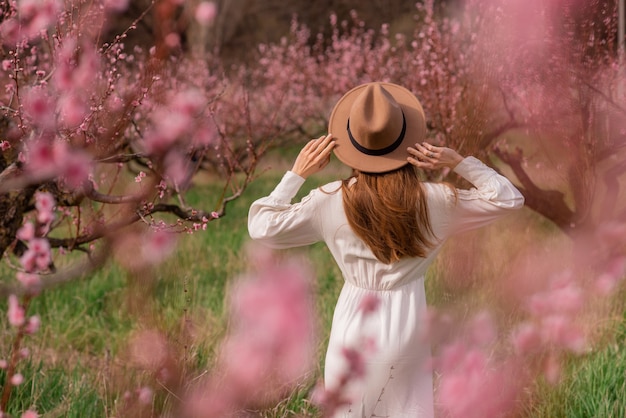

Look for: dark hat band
[346,111,407,157]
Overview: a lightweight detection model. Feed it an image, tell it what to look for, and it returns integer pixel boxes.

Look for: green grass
[1,161,626,417]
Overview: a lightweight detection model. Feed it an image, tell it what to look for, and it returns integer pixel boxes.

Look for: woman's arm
[408,142,525,234]
[247,135,336,249]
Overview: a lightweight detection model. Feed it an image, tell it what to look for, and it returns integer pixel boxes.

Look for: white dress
[247,157,524,417]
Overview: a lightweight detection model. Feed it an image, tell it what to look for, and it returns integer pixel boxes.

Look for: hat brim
[328,82,426,173]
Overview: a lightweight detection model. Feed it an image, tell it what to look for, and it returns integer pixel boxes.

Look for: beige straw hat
[328,82,426,173]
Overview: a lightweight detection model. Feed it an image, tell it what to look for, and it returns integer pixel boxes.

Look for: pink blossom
[104,0,129,12]
[141,230,177,265]
[58,93,88,127]
[164,33,181,48]
[25,140,59,177]
[173,89,206,116]
[543,354,561,385]
[21,410,39,418]
[164,151,190,187]
[135,171,146,183]
[0,140,10,151]
[195,2,217,26]
[18,0,61,37]
[20,238,51,272]
[594,273,617,295]
[143,132,176,155]
[30,238,52,270]
[17,272,42,294]
[16,223,35,241]
[25,315,41,334]
[341,347,366,378]
[22,87,56,130]
[153,110,190,141]
[527,280,583,316]
[439,342,466,372]
[1,60,11,71]
[192,125,217,147]
[358,294,380,315]
[437,347,519,418]
[20,250,37,272]
[60,150,92,189]
[35,191,56,224]
[0,18,21,45]
[510,322,541,355]
[137,386,153,404]
[0,359,7,369]
[540,315,586,353]
[210,259,316,404]
[8,295,25,327]
[10,373,24,386]
[468,311,497,346]
[605,256,626,279]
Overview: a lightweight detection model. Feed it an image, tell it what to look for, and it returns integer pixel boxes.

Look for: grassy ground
[1,158,626,417]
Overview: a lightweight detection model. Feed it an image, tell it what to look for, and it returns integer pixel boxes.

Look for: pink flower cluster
[184,254,316,416]
[195,2,217,26]
[517,272,587,354]
[143,89,209,155]
[435,312,521,418]
[19,238,51,274]
[24,139,92,189]
[17,192,55,275]
[0,0,61,44]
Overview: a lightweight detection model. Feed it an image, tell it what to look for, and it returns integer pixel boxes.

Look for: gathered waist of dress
[343,275,425,292]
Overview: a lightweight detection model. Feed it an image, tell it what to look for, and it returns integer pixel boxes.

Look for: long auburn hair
[341,164,435,264]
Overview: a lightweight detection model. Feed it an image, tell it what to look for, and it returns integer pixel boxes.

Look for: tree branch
[84,182,143,204]
[0,245,110,297]
[493,146,577,234]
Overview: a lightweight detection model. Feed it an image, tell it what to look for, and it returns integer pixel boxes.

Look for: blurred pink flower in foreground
[24,140,92,188]
[10,373,24,386]
[195,2,217,25]
[437,349,520,418]
[20,238,52,273]
[104,0,129,12]
[7,295,25,327]
[17,272,42,295]
[35,191,56,225]
[21,410,39,418]
[184,251,316,416]
[16,223,35,241]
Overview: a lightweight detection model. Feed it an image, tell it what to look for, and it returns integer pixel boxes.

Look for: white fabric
[247,157,524,417]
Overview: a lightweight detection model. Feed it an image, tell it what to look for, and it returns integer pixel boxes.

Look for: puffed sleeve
[448,156,525,234]
[247,171,324,249]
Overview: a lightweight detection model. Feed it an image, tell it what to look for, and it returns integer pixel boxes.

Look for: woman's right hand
[291,134,336,179]
[407,142,464,170]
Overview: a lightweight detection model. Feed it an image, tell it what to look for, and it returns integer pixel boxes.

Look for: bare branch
[571,70,626,115]
[95,153,147,163]
[493,146,577,234]
[84,182,143,204]
[0,245,110,297]
[148,203,218,222]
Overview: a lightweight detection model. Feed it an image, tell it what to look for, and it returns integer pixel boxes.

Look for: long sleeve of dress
[447,156,525,234]
[248,170,323,248]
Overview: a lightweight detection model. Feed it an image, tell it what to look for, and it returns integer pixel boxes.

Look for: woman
[248,82,524,417]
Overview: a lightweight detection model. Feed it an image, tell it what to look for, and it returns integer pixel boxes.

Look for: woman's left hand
[407,142,463,170]
[291,134,336,179]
